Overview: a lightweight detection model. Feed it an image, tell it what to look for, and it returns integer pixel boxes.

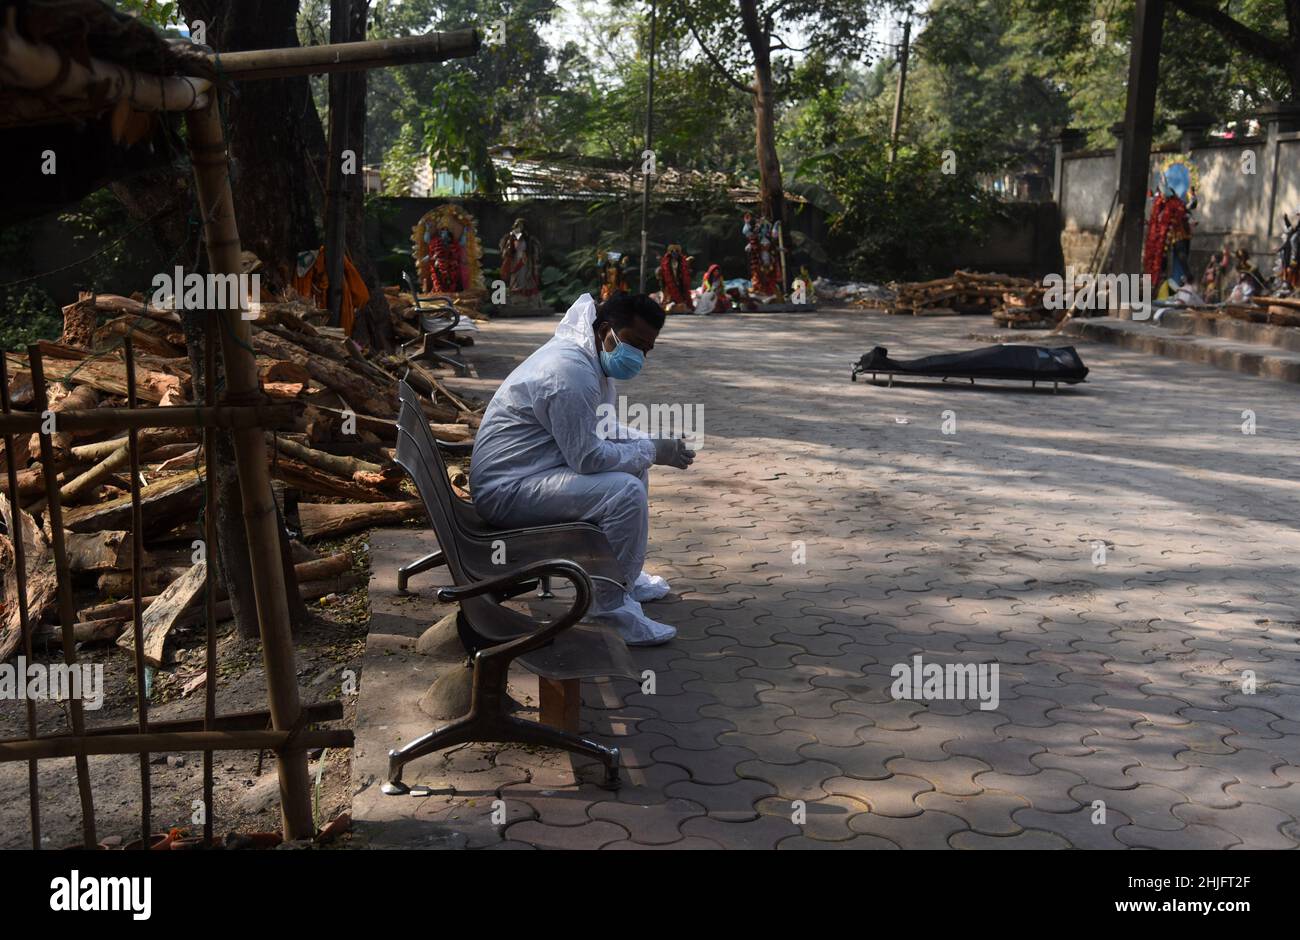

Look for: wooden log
[65,530,136,572]
[298,499,423,541]
[252,332,396,417]
[1,496,57,661]
[270,435,382,477]
[61,297,99,349]
[63,467,203,535]
[117,562,207,667]
[259,358,312,387]
[293,551,352,582]
[269,456,390,501]
[34,617,124,646]
[4,352,181,404]
[35,383,99,456]
[98,565,192,596]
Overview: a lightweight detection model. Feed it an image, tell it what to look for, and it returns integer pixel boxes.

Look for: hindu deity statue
[693,263,730,315]
[656,244,694,312]
[499,217,543,303]
[411,205,483,294]
[743,212,783,300]
[1199,246,1231,305]
[1142,156,1197,299]
[597,249,630,301]
[1227,249,1268,304]
[1276,212,1299,292]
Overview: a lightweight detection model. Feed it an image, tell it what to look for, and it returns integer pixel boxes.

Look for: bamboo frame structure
[184,99,315,839]
[0,357,41,849]
[0,21,479,848]
[27,349,99,847]
[209,28,480,82]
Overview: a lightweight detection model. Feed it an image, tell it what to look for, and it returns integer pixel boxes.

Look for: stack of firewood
[873,270,1039,316]
[0,291,485,664]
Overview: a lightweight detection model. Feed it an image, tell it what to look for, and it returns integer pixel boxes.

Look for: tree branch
[770,33,811,53]
[686,20,755,94]
[1167,0,1289,66]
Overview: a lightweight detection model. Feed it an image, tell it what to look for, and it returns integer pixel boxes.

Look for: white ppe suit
[468,294,675,645]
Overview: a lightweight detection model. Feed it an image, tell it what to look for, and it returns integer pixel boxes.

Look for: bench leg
[539,677,580,733]
[398,549,445,594]
[383,655,620,795]
[381,715,481,794]
[504,714,620,787]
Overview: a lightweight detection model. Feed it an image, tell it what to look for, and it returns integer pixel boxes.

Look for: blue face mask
[600,331,645,380]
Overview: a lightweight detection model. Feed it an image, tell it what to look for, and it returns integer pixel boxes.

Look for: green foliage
[115,0,181,28]
[1013,0,1292,145]
[0,287,62,353]
[422,70,500,194]
[834,146,1004,280]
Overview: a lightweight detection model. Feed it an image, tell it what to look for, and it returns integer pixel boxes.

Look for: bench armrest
[437,559,594,662]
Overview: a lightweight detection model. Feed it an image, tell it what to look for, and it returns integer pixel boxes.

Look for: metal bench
[402,270,469,376]
[381,381,635,794]
[394,378,626,600]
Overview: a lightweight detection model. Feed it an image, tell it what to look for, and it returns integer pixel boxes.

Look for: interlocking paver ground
[351,310,1300,849]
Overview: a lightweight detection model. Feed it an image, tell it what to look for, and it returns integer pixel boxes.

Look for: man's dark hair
[596,291,666,332]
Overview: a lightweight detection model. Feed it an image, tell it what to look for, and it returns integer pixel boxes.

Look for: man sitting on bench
[469,292,695,646]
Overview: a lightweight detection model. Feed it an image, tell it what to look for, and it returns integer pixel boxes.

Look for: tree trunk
[180,0,325,289]
[180,314,307,638]
[739,0,785,226]
[340,0,394,350]
[752,57,785,226]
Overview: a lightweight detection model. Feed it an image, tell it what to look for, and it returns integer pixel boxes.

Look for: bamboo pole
[0,702,344,747]
[184,99,316,840]
[208,28,480,82]
[0,729,353,763]
[123,339,152,849]
[202,330,218,846]
[0,356,41,849]
[0,18,211,112]
[27,348,98,847]
[0,403,296,435]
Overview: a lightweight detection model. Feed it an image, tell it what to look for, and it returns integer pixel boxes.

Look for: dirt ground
[0,532,379,850]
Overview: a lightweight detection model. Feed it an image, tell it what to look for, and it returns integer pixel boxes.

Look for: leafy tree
[662,0,890,224]
[367,0,562,190]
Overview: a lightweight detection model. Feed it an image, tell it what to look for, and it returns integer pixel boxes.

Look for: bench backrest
[394,383,473,585]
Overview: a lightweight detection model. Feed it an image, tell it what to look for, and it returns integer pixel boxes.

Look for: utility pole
[887,18,911,165]
[638,0,657,294]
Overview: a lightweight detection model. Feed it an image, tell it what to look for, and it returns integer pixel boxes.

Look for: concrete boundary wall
[1055,110,1300,279]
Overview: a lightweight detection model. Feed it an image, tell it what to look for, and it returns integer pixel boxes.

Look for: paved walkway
[352,309,1300,849]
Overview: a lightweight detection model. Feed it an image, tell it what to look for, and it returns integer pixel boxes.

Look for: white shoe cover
[631,571,671,602]
[590,594,676,647]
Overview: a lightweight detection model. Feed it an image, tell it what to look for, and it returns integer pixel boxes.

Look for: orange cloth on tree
[291,247,371,336]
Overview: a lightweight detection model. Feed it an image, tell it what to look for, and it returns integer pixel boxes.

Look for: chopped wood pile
[857,270,1041,317]
[1,290,486,664]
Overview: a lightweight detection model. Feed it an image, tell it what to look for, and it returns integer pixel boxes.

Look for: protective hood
[553,292,599,359]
